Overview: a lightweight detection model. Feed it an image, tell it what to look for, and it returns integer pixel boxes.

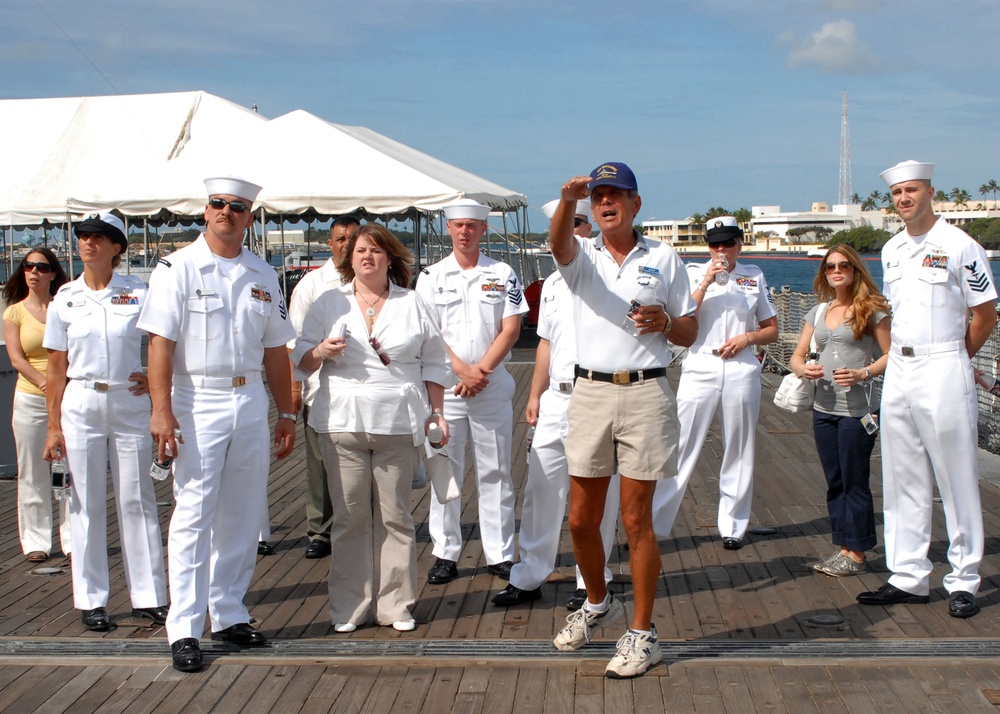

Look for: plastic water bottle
[51,458,71,501]
[525,425,535,464]
[831,348,849,393]
[715,257,730,286]
[621,277,660,336]
[428,421,444,449]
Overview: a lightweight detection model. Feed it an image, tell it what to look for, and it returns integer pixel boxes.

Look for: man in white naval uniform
[856,160,997,618]
[415,198,528,584]
[288,215,360,560]
[652,216,777,549]
[492,199,620,609]
[140,177,297,672]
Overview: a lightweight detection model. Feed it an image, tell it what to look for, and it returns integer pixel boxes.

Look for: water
[683,254,1000,295]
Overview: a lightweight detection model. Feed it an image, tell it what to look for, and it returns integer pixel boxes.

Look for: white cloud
[782,19,875,73]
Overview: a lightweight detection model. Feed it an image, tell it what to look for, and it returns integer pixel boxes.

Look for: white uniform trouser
[881,349,983,596]
[12,391,72,556]
[510,388,618,592]
[430,366,516,564]
[61,382,166,610]
[165,382,269,643]
[652,354,761,540]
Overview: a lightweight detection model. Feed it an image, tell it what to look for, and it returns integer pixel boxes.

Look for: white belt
[173,371,262,388]
[75,379,132,392]
[891,341,963,357]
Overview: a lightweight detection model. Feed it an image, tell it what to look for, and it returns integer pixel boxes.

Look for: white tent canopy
[0,90,526,226]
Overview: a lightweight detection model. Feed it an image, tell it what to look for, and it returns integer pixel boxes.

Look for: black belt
[574,365,667,385]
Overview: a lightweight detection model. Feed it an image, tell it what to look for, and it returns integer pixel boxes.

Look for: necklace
[355,283,389,326]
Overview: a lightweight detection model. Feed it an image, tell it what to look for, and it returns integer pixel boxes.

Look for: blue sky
[4,0,999,228]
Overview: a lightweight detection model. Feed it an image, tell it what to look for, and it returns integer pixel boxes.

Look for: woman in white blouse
[294,223,451,633]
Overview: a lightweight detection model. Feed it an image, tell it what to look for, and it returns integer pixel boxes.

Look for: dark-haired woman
[293,223,451,633]
[3,248,71,562]
[43,212,168,631]
[790,244,890,576]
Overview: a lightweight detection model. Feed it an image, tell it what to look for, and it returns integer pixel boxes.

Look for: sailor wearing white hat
[415,198,528,584]
[492,198,619,609]
[651,216,778,549]
[139,176,297,671]
[857,161,997,618]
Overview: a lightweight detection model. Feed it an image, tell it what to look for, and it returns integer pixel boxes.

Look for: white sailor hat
[442,198,491,222]
[75,211,128,252]
[540,198,592,221]
[880,160,934,188]
[204,176,263,203]
[705,216,743,243]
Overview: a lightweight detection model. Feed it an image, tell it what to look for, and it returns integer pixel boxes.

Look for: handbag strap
[808,302,829,353]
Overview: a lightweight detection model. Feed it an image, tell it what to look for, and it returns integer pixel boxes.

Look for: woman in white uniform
[43,212,168,631]
[294,223,451,633]
[3,248,71,562]
[652,216,778,549]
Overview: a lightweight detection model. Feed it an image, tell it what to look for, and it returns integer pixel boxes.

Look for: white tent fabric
[0,91,526,226]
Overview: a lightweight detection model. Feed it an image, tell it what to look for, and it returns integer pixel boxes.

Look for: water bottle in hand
[428,421,444,449]
[51,458,71,501]
[715,257,730,286]
[621,277,660,336]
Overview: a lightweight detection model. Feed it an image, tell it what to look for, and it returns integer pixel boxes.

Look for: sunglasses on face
[369,336,391,366]
[574,217,588,227]
[825,261,854,273]
[713,239,738,249]
[208,198,250,213]
[24,261,53,274]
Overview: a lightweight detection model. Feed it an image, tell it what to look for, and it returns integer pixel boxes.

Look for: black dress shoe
[211,622,267,646]
[304,539,332,559]
[491,584,542,606]
[81,607,113,631]
[257,541,274,556]
[427,558,458,584]
[856,583,930,606]
[171,638,203,672]
[132,606,169,626]
[949,591,980,618]
[722,537,742,550]
[486,560,514,580]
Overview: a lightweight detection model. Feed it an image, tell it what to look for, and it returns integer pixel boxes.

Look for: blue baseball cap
[589,162,638,192]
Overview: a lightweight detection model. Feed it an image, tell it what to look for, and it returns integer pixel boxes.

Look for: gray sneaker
[817,553,868,577]
[813,549,843,572]
[553,597,625,651]
[605,625,663,678]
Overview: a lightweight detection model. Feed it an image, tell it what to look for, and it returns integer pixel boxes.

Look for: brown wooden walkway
[3,360,1000,711]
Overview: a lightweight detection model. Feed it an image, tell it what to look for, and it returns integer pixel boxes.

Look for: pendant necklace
[355,284,389,327]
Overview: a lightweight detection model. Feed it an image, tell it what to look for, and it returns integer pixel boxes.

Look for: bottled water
[715,257,730,286]
[428,421,444,449]
[621,277,660,336]
[526,425,535,464]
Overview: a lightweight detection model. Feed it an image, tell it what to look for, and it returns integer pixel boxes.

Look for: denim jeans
[812,410,878,552]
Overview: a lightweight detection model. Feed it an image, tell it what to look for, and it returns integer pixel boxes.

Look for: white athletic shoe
[552,597,625,651]
[605,625,662,679]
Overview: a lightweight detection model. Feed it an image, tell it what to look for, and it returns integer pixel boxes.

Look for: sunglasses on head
[369,336,391,366]
[825,261,853,273]
[24,260,53,274]
[208,198,249,213]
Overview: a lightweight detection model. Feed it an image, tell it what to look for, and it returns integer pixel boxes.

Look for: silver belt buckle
[557,382,573,393]
[231,376,247,387]
[95,382,109,392]
[901,346,915,357]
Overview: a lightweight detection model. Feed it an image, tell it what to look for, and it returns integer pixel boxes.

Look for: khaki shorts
[565,375,678,481]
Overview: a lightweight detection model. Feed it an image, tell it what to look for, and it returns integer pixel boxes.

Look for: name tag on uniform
[110,293,138,305]
[194,288,216,297]
[640,266,660,276]
[67,298,86,307]
[250,286,272,303]
[922,252,948,269]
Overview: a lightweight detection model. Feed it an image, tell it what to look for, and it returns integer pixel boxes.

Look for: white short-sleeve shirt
[537,271,577,384]
[686,260,777,356]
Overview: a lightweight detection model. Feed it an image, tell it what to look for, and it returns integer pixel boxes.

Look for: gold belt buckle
[901,346,914,357]
[231,376,247,387]
[612,370,631,385]
[95,382,109,392]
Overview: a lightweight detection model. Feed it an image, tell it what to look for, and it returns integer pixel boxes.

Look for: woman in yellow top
[3,248,70,562]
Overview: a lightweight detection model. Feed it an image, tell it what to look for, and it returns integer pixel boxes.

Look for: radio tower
[838,90,852,206]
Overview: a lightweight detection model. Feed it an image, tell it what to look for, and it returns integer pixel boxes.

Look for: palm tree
[950,187,971,210]
[934,190,949,209]
[862,190,882,211]
[850,193,861,205]
[733,207,753,245]
[980,179,999,209]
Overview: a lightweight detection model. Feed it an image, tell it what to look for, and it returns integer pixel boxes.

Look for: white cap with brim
[442,198,491,222]
[705,216,743,243]
[880,160,934,188]
[204,176,263,203]
[75,211,128,252]
[541,198,592,221]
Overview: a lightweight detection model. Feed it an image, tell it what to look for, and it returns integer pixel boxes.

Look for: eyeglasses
[825,261,854,273]
[24,261,53,274]
[712,239,738,249]
[573,217,588,227]
[208,198,250,213]
[369,336,391,366]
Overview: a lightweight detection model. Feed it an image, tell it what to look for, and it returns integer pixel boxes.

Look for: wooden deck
[3,359,1000,711]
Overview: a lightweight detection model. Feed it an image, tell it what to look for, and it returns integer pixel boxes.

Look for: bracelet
[277,412,298,423]
[663,313,673,334]
[861,367,873,384]
[693,285,704,294]
[431,409,444,416]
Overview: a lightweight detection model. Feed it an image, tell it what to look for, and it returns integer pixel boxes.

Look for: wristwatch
[861,368,873,384]
[277,412,298,422]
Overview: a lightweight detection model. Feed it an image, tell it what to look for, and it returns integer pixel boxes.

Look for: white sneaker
[392,619,416,632]
[334,622,357,633]
[553,597,625,651]
[605,625,662,679]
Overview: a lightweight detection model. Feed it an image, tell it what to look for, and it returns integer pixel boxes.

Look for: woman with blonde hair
[790,243,891,576]
[3,248,71,562]
[293,223,451,633]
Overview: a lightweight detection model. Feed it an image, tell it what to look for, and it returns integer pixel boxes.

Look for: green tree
[934,190,949,208]
[850,193,861,205]
[861,190,884,211]
[829,225,892,253]
[962,217,1000,249]
[950,187,971,210]
[689,213,705,228]
[980,179,999,210]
